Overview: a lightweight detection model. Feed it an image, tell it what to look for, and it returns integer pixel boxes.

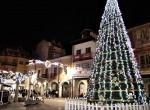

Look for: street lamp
[27,70,34,99]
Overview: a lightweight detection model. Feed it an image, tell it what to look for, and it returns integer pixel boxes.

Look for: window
[86,47,91,53]
[24,70,27,74]
[12,69,15,72]
[25,62,29,65]
[140,56,145,69]
[54,67,57,77]
[76,64,80,68]
[5,68,8,71]
[13,59,17,63]
[139,53,150,69]
[19,61,23,65]
[38,70,41,78]
[45,69,48,78]
[82,63,91,69]
[76,49,81,55]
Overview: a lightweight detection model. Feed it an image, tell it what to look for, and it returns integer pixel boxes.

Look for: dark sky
[0,0,149,54]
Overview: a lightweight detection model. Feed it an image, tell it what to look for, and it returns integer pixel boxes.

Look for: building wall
[73,41,96,57]
[36,39,66,60]
[128,23,150,48]
[128,23,150,97]
[36,40,49,61]
[0,48,29,74]
[27,55,73,96]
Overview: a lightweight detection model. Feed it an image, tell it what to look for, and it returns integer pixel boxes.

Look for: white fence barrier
[65,98,150,110]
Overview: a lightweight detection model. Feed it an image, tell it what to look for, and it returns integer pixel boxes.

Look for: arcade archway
[62,82,69,97]
[51,82,58,91]
[79,82,85,96]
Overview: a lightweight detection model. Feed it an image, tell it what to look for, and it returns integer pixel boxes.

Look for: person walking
[45,89,49,99]
[52,89,56,99]
[146,96,150,104]
[48,89,51,99]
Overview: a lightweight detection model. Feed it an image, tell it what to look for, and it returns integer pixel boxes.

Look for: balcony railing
[81,52,92,60]
[41,74,49,78]
[50,73,57,78]
[73,52,92,62]
[73,54,82,61]
[1,62,17,66]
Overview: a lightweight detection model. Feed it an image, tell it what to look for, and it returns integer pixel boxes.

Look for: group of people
[44,89,58,99]
[29,89,40,100]
[20,88,57,100]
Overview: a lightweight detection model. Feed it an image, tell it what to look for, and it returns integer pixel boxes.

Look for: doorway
[79,82,85,96]
[62,82,69,97]
[51,82,58,91]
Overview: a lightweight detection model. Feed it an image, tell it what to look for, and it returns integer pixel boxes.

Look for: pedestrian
[55,91,58,97]
[146,96,150,104]
[52,89,56,99]
[45,89,49,99]
[48,89,51,98]
[42,95,44,103]
[21,89,26,98]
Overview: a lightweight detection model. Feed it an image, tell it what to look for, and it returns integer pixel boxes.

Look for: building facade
[35,39,66,61]
[27,55,73,98]
[26,25,150,98]
[128,23,150,97]
[71,29,97,97]
[27,29,98,98]
[0,47,30,89]
[0,48,30,73]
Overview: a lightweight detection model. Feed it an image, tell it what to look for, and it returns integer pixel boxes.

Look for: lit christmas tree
[87,0,147,104]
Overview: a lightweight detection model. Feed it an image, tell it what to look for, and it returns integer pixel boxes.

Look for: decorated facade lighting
[45,60,51,68]
[29,59,44,65]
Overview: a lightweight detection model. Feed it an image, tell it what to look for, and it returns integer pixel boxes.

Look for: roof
[71,36,96,45]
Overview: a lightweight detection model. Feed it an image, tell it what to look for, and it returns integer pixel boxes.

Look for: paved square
[0,98,65,110]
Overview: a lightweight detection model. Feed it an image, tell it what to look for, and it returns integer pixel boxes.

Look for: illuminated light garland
[0,71,27,84]
[87,0,146,104]
[45,60,51,68]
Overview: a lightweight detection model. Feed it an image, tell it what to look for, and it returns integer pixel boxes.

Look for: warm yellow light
[31,74,37,84]
[66,67,75,79]
[43,81,47,86]
[37,82,41,86]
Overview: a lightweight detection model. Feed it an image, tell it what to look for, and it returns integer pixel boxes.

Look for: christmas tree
[87,0,147,104]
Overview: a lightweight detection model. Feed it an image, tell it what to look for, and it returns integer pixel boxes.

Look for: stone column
[59,83,62,98]
[41,84,44,96]
[14,80,19,102]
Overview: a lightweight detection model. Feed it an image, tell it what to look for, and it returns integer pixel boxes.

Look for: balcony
[73,52,92,62]
[1,62,17,66]
[73,54,82,61]
[50,73,57,79]
[41,74,49,78]
[81,52,92,60]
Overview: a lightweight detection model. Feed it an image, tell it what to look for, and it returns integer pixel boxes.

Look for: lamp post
[57,64,60,98]
[0,73,4,105]
[27,70,33,99]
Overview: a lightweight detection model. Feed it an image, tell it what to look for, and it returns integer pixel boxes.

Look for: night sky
[0,0,149,54]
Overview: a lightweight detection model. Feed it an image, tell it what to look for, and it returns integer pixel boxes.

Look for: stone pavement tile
[0,102,64,110]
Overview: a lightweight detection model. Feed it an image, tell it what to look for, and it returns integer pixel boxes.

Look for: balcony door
[45,69,48,78]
